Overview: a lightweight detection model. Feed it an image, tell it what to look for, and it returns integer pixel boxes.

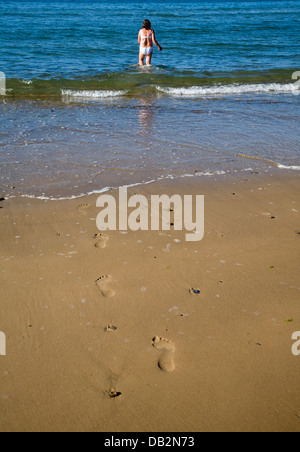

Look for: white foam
[9,164,299,202]
[194,170,226,177]
[18,186,112,201]
[8,169,231,201]
[16,180,158,201]
[277,164,300,171]
[156,83,297,97]
[61,89,127,99]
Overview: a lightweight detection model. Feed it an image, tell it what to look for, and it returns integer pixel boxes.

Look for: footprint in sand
[152,336,176,373]
[96,275,115,298]
[108,390,122,399]
[77,203,90,215]
[94,233,109,249]
[104,325,117,333]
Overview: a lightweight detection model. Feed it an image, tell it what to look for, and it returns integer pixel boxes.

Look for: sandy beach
[0,170,299,432]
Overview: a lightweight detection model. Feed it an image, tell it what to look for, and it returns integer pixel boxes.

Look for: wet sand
[0,171,299,432]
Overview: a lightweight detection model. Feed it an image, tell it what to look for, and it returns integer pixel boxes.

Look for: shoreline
[3,166,300,202]
[1,91,300,201]
[0,171,299,432]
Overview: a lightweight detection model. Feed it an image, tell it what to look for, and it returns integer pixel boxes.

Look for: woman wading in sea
[138,19,162,66]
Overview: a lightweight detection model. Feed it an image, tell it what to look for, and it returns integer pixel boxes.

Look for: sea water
[0,0,299,198]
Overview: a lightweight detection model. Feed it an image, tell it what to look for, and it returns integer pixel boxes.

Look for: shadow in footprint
[190,288,201,295]
[104,325,117,333]
[108,390,122,399]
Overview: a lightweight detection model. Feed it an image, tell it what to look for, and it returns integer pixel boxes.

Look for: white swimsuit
[140,31,153,55]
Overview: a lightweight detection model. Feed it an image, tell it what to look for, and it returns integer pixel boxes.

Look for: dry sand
[0,171,299,432]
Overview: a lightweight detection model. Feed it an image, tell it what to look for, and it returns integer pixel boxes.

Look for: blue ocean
[0,0,299,198]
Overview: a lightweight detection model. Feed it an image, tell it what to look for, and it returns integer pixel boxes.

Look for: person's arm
[152,30,162,51]
[138,30,142,45]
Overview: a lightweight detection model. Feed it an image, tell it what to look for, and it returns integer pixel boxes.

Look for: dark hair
[143,19,152,30]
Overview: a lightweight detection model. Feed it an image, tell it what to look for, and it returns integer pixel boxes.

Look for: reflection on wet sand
[137,99,155,136]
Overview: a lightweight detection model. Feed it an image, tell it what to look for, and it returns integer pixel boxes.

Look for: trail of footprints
[78,203,176,399]
[82,201,209,379]
[93,249,176,373]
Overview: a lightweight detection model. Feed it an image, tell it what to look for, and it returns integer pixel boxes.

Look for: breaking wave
[156,83,298,97]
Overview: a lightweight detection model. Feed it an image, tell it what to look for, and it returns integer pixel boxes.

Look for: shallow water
[0,0,299,198]
[1,93,299,198]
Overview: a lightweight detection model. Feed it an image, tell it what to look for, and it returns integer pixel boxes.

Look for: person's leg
[139,53,145,66]
[146,52,153,66]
